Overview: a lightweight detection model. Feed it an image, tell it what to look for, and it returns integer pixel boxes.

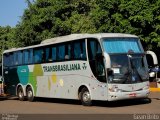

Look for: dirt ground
[0,92,159,114]
[0,92,160,120]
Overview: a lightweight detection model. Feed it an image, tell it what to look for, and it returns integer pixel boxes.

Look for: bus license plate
[129,93,136,97]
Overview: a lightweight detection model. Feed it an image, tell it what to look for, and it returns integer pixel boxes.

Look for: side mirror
[107,68,113,76]
[146,51,158,65]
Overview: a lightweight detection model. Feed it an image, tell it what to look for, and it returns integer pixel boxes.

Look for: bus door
[87,38,106,83]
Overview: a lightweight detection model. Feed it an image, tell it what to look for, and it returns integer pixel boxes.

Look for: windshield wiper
[130,59,143,82]
[121,68,132,83]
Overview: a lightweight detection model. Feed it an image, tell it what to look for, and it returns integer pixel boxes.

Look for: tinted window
[23,49,33,65]
[81,41,87,59]
[10,53,14,66]
[13,52,17,65]
[34,48,44,64]
[3,53,10,67]
[17,51,23,65]
[45,46,57,62]
[73,39,86,60]
[24,50,29,64]
[52,47,57,61]
[4,51,22,66]
[57,45,65,61]
[45,47,51,62]
[44,46,56,62]
[65,44,71,60]
[28,49,33,64]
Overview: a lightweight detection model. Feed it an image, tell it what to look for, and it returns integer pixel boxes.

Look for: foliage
[1,0,160,59]
[0,26,21,61]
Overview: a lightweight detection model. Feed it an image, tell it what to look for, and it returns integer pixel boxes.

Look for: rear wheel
[80,88,92,106]
[26,86,34,102]
[17,86,25,101]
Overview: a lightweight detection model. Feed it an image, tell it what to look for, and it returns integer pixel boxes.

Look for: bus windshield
[102,38,142,53]
[102,38,148,84]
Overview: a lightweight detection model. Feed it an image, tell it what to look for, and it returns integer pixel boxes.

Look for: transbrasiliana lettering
[43,64,81,72]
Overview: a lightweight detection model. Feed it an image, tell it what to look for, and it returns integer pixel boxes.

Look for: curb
[150,88,160,92]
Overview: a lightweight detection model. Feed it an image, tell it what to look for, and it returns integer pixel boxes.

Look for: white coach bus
[2,33,149,106]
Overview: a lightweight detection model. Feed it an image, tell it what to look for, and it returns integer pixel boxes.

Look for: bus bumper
[108,89,150,101]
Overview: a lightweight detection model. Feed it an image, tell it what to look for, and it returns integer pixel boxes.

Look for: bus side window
[73,39,86,60]
[65,43,71,60]
[28,49,33,64]
[24,50,29,64]
[13,51,22,66]
[73,41,81,59]
[34,48,44,64]
[46,47,51,62]
[3,53,10,67]
[13,52,18,65]
[17,51,23,65]
[57,44,65,61]
[45,46,56,62]
[81,40,86,60]
[52,47,57,61]
[9,53,14,66]
[23,49,33,65]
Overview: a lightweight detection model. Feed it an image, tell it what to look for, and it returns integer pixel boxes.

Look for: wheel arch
[78,84,92,100]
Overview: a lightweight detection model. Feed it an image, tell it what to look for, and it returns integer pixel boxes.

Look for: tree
[1,0,160,60]
[0,26,20,61]
[15,0,100,45]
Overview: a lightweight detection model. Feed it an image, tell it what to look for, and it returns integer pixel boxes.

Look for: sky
[0,0,27,27]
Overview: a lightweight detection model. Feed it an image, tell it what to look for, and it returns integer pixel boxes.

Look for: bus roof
[3,33,138,53]
[41,33,138,44]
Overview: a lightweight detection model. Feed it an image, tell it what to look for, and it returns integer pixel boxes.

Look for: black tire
[143,98,152,103]
[26,86,34,102]
[80,87,92,106]
[17,86,25,101]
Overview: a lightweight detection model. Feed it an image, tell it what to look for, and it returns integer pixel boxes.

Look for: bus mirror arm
[103,52,111,68]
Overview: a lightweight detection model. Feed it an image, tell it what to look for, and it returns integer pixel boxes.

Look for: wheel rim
[82,91,91,103]
[18,90,23,98]
[28,90,33,98]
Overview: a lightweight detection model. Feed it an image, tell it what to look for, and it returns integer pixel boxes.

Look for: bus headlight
[109,88,122,92]
[143,85,149,90]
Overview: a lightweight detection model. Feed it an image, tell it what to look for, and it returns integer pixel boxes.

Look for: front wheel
[80,88,92,106]
[26,86,34,102]
[17,86,25,101]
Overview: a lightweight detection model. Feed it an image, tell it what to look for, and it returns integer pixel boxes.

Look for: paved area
[0,92,159,114]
